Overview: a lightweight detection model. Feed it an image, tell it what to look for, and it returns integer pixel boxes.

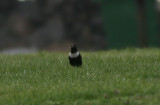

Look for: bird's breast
[69,52,80,58]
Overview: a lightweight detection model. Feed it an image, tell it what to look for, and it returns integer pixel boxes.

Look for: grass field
[0,48,160,105]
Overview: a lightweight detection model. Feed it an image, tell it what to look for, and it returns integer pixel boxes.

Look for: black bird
[68,44,82,67]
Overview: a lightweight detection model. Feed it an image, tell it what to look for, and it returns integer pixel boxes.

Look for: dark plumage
[68,44,82,67]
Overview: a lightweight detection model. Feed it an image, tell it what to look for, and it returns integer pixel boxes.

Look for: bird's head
[71,44,78,54]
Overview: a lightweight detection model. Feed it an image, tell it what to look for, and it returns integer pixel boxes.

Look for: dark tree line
[0,0,106,51]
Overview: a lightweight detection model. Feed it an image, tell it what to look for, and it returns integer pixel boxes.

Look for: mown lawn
[0,48,160,105]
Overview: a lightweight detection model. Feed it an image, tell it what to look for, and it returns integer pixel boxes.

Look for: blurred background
[0,0,159,54]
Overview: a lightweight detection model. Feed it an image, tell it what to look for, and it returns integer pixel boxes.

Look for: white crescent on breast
[69,52,80,58]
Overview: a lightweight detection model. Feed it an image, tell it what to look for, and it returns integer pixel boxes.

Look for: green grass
[0,48,160,105]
